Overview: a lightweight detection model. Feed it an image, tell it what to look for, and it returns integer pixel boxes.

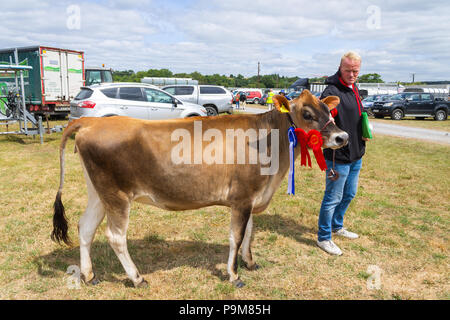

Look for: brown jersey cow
[52,90,348,288]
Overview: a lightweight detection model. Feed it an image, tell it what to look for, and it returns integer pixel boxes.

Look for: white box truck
[0,46,85,117]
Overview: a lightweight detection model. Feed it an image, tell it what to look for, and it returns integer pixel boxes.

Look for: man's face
[339,57,361,85]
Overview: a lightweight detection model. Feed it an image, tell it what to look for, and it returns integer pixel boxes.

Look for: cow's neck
[262,108,302,159]
[261,109,303,177]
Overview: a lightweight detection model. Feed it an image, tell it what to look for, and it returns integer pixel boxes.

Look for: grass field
[0,119,448,300]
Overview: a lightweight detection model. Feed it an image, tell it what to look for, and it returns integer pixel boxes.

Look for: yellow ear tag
[280,105,290,113]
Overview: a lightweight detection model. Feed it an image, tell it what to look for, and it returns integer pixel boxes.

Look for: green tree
[309,76,327,83]
[261,75,275,88]
[358,73,384,83]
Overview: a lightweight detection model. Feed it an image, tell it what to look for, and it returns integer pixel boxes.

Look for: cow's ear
[273,95,291,113]
[321,96,340,110]
[300,89,312,98]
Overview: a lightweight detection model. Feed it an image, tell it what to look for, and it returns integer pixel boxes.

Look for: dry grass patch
[0,120,448,299]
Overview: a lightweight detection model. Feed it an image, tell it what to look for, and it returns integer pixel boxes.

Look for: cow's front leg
[241,214,259,271]
[227,205,252,288]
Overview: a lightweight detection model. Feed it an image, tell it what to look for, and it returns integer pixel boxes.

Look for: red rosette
[307,129,323,149]
[293,128,327,171]
[307,130,327,171]
[294,128,311,168]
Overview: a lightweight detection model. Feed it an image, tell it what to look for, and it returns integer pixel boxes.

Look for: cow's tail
[51,119,84,246]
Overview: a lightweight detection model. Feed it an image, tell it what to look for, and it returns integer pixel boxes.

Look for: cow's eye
[303,111,313,120]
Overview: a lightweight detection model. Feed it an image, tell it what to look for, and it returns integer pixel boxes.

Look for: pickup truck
[371,92,449,121]
[161,84,233,116]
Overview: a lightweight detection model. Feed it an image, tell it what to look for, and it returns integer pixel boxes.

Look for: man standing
[234,92,240,110]
[317,51,370,255]
[266,89,274,110]
[239,91,247,110]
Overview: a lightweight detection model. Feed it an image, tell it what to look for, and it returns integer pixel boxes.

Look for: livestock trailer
[0,46,85,117]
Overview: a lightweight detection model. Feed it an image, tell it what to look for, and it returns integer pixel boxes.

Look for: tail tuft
[51,192,71,246]
[51,120,83,246]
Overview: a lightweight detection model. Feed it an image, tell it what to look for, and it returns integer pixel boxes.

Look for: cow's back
[74,116,280,211]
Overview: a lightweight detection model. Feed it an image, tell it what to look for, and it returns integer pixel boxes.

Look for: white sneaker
[333,228,359,239]
[317,240,343,256]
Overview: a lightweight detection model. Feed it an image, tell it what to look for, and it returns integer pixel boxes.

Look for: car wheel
[434,110,447,121]
[253,98,260,104]
[391,109,403,120]
[205,106,218,116]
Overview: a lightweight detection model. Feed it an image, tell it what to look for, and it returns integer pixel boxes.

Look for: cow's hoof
[82,273,100,286]
[89,277,101,286]
[244,263,260,271]
[136,279,148,288]
[232,279,245,288]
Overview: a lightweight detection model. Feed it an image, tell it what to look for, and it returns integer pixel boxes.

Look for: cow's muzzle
[326,131,349,149]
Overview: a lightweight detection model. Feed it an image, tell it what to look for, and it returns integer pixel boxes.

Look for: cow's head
[273,90,348,149]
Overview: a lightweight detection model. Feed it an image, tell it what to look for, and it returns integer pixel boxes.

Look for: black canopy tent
[288,78,309,92]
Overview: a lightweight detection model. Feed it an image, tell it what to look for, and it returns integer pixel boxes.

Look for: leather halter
[286,112,334,132]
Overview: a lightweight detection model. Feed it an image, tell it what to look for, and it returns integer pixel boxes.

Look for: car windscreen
[74,88,93,100]
[86,71,101,86]
[103,71,113,83]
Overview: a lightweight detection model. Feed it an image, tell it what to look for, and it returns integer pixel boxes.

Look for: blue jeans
[235,101,240,109]
[318,158,362,241]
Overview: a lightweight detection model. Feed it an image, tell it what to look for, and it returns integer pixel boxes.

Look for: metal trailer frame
[0,48,62,144]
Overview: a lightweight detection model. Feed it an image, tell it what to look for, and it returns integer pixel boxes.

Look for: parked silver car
[69,83,207,121]
[161,85,233,116]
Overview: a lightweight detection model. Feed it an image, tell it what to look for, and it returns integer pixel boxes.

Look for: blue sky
[2,0,450,82]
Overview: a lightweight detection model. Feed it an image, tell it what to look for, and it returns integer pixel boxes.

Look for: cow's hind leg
[241,214,259,271]
[104,197,147,288]
[79,165,105,285]
[228,205,252,288]
[78,193,105,285]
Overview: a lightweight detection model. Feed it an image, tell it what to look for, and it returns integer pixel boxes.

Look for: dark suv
[371,92,449,120]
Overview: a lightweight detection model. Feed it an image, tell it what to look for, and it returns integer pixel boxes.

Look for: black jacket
[321,70,365,163]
